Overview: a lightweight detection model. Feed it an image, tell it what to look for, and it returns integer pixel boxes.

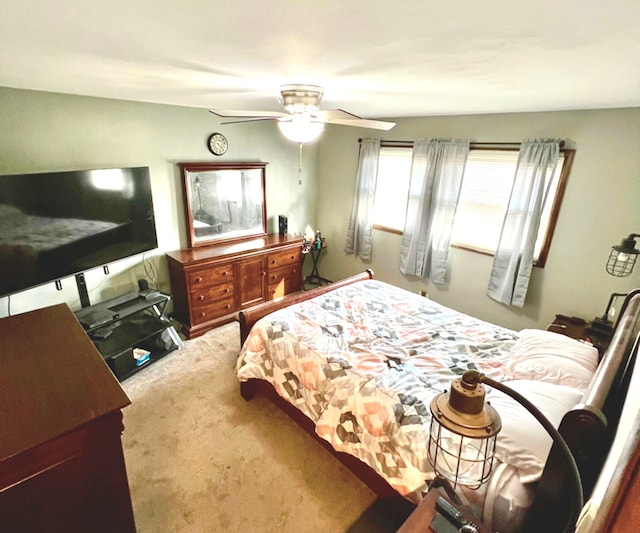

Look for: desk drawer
[191,283,235,309]
[188,263,234,289]
[191,297,235,325]
[267,248,301,270]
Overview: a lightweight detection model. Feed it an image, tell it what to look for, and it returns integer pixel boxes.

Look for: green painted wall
[0,87,317,316]
[317,108,640,330]
[2,85,639,333]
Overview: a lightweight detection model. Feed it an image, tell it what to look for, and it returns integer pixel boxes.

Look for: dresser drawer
[166,235,304,339]
[267,248,301,271]
[191,283,235,308]
[268,266,302,299]
[267,265,300,286]
[187,263,234,289]
[191,297,235,325]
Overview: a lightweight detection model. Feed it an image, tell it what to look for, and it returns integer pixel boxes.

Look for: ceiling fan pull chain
[298,142,303,185]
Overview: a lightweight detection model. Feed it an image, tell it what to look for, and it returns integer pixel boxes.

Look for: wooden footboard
[239,377,408,504]
[239,269,374,345]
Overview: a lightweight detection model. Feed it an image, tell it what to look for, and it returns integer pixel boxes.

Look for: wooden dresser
[166,234,303,339]
[0,304,135,532]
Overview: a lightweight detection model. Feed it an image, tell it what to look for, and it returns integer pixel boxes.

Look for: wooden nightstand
[547,314,612,358]
[397,488,491,533]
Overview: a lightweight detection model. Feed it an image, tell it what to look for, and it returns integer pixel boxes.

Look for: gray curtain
[399,138,470,284]
[344,138,380,260]
[487,139,561,307]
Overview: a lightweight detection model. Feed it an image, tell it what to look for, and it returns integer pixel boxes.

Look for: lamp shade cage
[428,373,501,488]
[606,233,640,277]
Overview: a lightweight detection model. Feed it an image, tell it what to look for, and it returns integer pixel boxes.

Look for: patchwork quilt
[236,279,520,497]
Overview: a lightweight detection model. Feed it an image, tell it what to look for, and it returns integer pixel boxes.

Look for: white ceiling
[1,1,639,119]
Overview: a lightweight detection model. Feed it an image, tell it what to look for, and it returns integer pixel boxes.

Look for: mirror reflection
[180,162,267,247]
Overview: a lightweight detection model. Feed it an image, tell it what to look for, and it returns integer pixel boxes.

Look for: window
[372,146,412,234]
[372,144,574,267]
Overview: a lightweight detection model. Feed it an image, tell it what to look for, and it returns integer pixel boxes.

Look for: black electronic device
[0,166,158,299]
[278,215,288,236]
[78,310,115,330]
[430,497,479,533]
[139,288,161,300]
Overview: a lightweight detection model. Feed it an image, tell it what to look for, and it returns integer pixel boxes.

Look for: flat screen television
[0,166,158,300]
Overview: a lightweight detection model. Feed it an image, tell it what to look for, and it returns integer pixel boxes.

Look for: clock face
[207,133,228,156]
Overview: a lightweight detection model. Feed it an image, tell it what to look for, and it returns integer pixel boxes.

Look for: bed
[236,270,640,532]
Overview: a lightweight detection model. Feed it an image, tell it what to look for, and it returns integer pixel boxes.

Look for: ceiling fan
[209,84,395,143]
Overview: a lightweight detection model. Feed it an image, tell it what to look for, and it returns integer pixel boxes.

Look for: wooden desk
[0,304,136,532]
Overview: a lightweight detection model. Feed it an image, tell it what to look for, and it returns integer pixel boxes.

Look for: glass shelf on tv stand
[74,291,183,381]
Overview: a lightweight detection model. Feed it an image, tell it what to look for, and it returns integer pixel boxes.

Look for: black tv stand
[75,273,92,308]
[74,291,183,380]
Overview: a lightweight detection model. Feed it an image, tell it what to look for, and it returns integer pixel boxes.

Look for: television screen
[0,166,158,297]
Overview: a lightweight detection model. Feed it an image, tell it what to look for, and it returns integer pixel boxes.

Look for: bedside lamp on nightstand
[428,371,583,533]
[591,233,639,335]
[428,372,501,489]
[589,292,627,335]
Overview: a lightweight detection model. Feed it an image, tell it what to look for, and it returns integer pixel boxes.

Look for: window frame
[371,142,575,268]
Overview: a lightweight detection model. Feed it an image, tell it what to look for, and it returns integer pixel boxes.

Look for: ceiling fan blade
[327,118,396,131]
[217,116,282,125]
[312,109,361,121]
[210,109,289,119]
[210,85,395,131]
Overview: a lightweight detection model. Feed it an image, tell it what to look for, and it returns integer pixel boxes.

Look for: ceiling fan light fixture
[278,114,325,143]
[211,83,395,134]
[279,84,323,114]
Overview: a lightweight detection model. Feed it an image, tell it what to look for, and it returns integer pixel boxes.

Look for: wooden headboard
[527,289,640,531]
[238,269,374,345]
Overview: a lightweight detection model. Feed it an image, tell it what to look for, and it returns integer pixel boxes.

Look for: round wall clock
[207,132,228,156]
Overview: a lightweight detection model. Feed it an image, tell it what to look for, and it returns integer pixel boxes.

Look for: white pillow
[489,379,583,483]
[506,328,598,391]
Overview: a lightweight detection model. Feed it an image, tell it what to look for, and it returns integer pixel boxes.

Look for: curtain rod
[357,138,565,148]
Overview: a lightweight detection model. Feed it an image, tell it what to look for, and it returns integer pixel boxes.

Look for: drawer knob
[195,277,203,283]
[224,288,230,293]
[225,304,231,310]
[198,295,205,301]
[199,312,206,318]
[222,271,229,276]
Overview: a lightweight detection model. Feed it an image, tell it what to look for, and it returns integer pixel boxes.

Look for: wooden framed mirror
[179,162,267,247]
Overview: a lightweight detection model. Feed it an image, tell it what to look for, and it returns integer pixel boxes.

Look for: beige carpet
[120,322,384,532]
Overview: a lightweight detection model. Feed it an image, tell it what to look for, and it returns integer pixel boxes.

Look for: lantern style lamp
[429,370,583,533]
[606,233,639,277]
[429,371,501,488]
[590,233,639,334]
